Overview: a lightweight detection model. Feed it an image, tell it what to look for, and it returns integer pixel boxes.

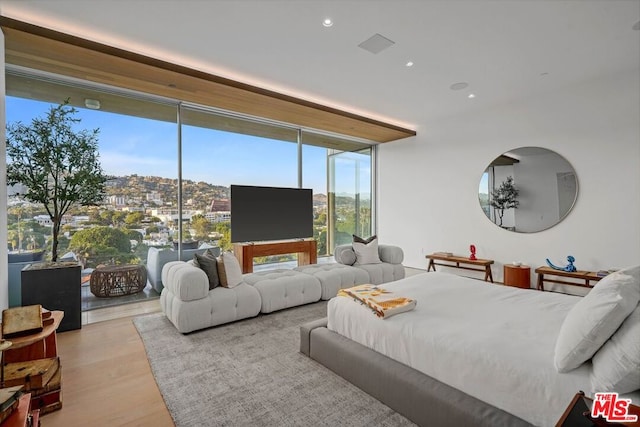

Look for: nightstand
[503,264,531,288]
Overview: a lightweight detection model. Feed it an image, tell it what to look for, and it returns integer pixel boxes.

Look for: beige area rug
[133,301,415,427]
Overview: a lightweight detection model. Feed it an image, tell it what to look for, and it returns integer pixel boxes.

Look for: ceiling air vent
[358,33,395,54]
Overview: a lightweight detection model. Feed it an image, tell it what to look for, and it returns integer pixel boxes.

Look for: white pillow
[216,252,244,288]
[352,237,381,265]
[554,268,640,372]
[591,305,640,393]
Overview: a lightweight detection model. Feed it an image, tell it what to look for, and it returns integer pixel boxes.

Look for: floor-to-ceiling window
[328,148,374,250]
[5,70,178,309]
[5,67,376,303]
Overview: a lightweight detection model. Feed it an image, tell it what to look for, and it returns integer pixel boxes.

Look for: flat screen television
[230,185,313,243]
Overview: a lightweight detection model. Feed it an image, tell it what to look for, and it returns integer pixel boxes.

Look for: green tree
[146,225,160,234]
[113,212,127,226]
[69,226,132,267]
[215,221,232,251]
[6,102,108,261]
[125,211,145,226]
[191,214,213,241]
[124,229,143,243]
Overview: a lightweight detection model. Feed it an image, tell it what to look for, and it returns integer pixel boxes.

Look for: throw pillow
[353,234,377,244]
[193,249,220,290]
[335,246,357,266]
[591,304,640,393]
[352,236,382,265]
[217,252,244,288]
[554,267,640,372]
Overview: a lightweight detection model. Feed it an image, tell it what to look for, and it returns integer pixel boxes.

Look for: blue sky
[6,97,334,192]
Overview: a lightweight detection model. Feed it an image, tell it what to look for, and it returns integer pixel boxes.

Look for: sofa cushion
[161,282,261,334]
[334,246,357,266]
[217,252,243,288]
[353,234,377,244]
[147,246,218,293]
[353,236,382,265]
[163,262,209,301]
[356,262,405,285]
[244,269,321,313]
[295,263,369,300]
[193,249,220,289]
[378,244,404,265]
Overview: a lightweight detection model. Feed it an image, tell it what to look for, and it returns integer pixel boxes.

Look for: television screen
[230,185,313,243]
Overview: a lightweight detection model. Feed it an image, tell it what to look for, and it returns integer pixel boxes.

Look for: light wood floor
[43,300,174,426]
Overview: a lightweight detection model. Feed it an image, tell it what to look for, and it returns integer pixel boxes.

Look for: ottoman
[244,269,321,313]
[295,263,369,300]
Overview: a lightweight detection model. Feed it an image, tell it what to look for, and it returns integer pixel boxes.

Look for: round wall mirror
[479,147,578,233]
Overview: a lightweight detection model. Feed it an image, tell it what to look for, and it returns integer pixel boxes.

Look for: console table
[535,266,602,291]
[426,254,494,282]
[233,240,317,274]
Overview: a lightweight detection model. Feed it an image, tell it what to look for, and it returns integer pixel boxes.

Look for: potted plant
[6,101,108,331]
[489,176,519,228]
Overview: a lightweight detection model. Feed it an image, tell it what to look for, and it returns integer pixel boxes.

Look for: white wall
[378,68,640,289]
[0,29,8,310]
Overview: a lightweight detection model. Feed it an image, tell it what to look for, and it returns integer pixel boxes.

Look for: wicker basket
[90,264,147,298]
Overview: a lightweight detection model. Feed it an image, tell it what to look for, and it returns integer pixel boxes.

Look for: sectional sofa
[160,244,404,333]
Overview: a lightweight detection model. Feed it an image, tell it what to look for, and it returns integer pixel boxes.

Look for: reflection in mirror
[479,147,578,233]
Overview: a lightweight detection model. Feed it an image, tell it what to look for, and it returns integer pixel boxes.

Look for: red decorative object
[469,244,477,260]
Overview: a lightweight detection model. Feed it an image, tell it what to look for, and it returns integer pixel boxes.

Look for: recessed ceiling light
[84,98,101,110]
[633,21,640,31]
[406,61,414,67]
[450,82,469,91]
[322,18,333,27]
[468,93,476,99]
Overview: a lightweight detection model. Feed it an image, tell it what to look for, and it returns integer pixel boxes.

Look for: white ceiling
[1,0,639,131]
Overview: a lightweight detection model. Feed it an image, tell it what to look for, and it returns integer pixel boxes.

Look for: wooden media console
[233,240,317,273]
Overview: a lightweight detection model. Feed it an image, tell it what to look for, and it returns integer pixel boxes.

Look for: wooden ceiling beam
[0,17,416,143]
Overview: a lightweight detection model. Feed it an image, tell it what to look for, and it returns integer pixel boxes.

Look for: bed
[300,270,640,427]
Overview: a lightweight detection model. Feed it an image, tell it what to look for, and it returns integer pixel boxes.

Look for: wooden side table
[2,311,64,415]
[503,264,531,288]
[426,254,494,282]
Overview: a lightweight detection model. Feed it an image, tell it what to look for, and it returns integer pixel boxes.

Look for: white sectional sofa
[160,261,261,333]
[160,245,404,333]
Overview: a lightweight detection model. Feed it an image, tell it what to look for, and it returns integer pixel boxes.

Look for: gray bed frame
[300,318,533,427]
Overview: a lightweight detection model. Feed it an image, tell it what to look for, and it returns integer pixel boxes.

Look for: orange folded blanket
[337,284,417,319]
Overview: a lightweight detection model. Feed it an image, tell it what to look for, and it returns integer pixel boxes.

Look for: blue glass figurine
[546,255,577,272]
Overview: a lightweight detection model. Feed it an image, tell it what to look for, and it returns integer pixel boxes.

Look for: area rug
[133,302,415,427]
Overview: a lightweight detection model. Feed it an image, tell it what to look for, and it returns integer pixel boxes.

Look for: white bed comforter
[327,272,593,427]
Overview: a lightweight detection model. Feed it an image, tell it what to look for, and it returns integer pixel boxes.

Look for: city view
[7,174,371,267]
[5,94,373,270]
